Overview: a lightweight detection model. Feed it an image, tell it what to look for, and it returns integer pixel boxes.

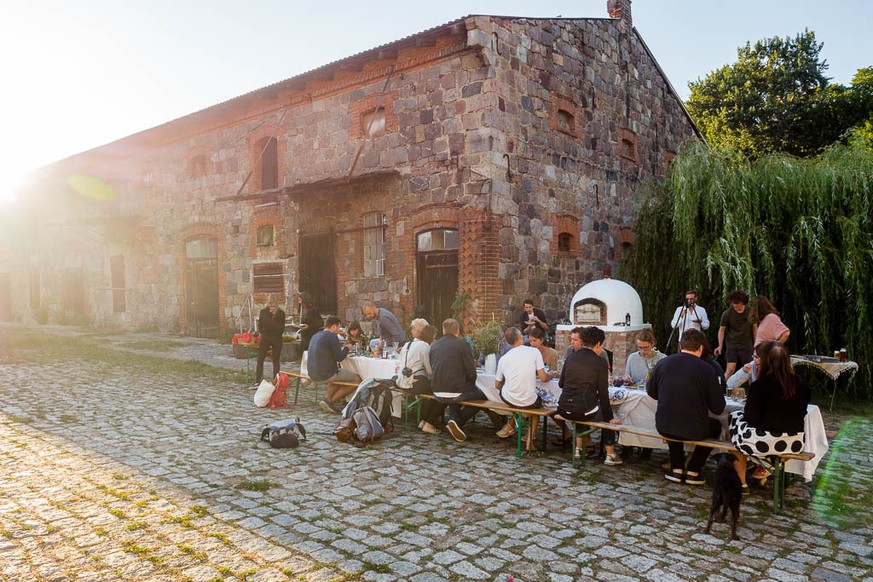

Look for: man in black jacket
[255,296,286,386]
[647,329,725,485]
[429,318,501,442]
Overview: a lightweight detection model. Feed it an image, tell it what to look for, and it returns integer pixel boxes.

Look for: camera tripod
[666,298,699,352]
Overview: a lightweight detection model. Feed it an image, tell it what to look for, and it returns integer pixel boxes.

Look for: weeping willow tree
[621,140,873,399]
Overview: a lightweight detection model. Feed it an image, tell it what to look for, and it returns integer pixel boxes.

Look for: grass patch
[58,414,77,424]
[108,509,127,519]
[122,541,154,556]
[235,480,275,492]
[207,532,231,546]
[126,522,145,531]
[361,562,390,573]
[7,415,29,423]
[95,528,108,536]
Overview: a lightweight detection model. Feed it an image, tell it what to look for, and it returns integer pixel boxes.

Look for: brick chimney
[607,0,632,26]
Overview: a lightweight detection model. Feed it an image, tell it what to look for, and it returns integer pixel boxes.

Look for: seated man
[494,327,551,450]
[646,329,725,485]
[430,318,503,442]
[308,316,361,414]
[556,326,623,465]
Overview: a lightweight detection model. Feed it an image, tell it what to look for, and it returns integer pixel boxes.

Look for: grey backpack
[352,406,384,444]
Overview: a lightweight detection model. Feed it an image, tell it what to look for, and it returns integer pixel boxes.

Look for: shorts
[726,345,753,366]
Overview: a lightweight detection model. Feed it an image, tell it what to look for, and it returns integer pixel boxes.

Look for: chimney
[607,0,633,26]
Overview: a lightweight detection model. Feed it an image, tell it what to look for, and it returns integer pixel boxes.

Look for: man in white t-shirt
[494,327,551,450]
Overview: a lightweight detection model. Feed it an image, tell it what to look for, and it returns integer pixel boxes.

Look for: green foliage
[470,319,503,357]
[620,140,873,398]
[687,30,873,159]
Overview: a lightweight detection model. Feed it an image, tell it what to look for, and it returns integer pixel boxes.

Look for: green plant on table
[470,319,504,358]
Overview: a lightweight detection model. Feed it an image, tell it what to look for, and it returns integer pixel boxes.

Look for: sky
[1,0,871,203]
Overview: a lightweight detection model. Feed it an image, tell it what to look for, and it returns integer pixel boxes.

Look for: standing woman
[750,295,790,347]
[297,292,323,351]
[729,341,810,490]
[255,295,286,386]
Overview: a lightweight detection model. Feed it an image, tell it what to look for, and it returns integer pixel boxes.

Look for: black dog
[705,453,743,540]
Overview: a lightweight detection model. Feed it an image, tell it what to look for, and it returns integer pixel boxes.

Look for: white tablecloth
[474,372,560,404]
[607,387,827,481]
[341,356,403,416]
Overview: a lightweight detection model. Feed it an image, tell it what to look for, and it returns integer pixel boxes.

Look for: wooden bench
[556,415,815,513]
[399,392,554,457]
[285,371,358,405]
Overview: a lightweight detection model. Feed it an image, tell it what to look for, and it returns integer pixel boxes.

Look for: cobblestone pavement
[1,326,871,581]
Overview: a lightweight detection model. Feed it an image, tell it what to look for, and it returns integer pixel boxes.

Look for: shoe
[741,483,750,495]
[418,420,425,430]
[752,466,771,479]
[665,469,684,483]
[446,420,466,442]
[574,448,583,460]
[684,471,705,486]
[604,454,623,466]
[421,423,440,435]
[496,420,517,439]
[318,399,335,414]
[250,382,260,390]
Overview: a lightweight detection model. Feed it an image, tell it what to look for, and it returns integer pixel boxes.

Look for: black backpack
[260,417,307,448]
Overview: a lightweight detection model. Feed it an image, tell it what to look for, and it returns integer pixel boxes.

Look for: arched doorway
[184,237,219,337]
[416,228,458,328]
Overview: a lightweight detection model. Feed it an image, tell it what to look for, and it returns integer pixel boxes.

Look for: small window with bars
[363,212,385,277]
[253,262,285,294]
[256,225,274,247]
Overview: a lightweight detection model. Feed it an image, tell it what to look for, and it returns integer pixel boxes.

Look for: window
[363,212,386,277]
[255,137,278,190]
[558,232,573,253]
[253,262,284,294]
[417,229,459,251]
[256,225,274,247]
[185,238,217,259]
[110,255,126,313]
[622,139,635,160]
[188,155,208,179]
[362,109,386,138]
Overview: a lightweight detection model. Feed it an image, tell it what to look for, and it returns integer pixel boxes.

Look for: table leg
[829,378,837,412]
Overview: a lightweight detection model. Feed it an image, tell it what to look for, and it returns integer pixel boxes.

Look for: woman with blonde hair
[396,319,442,434]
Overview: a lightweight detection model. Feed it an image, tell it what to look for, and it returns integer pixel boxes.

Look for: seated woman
[346,320,366,353]
[396,320,442,435]
[729,341,810,491]
[528,327,559,376]
[623,329,665,386]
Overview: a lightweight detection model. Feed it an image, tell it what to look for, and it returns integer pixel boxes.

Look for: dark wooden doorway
[300,233,337,314]
[184,238,219,338]
[62,269,86,321]
[416,229,459,329]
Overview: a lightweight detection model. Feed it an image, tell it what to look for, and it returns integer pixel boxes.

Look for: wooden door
[184,258,219,337]
[416,228,459,330]
[300,233,337,314]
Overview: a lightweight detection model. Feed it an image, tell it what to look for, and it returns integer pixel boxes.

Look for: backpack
[267,372,290,408]
[352,406,384,444]
[366,381,395,432]
[260,417,307,449]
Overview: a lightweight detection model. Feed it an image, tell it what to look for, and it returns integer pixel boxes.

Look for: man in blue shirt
[308,316,360,413]
[362,300,405,348]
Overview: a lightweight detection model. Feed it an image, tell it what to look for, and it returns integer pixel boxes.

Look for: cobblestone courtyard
[1,326,871,581]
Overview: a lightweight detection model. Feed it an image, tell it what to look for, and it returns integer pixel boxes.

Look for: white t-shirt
[495,345,544,407]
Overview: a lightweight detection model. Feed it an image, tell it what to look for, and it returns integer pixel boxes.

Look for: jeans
[256,336,283,383]
[437,386,487,427]
[661,418,722,473]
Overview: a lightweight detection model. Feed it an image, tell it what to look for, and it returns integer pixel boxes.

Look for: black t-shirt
[520,308,548,333]
[720,306,754,350]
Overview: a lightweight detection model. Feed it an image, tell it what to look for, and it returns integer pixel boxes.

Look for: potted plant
[471,319,503,374]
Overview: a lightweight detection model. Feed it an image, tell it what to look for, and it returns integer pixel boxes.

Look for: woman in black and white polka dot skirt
[729,341,810,492]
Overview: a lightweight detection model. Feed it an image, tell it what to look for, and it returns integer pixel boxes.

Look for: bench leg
[293,376,301,406]
[402,396,422,432]
[515,413,524,458]
[772,457,785,514]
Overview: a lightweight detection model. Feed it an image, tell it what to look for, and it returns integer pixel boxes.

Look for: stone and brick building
[0,1,699,338]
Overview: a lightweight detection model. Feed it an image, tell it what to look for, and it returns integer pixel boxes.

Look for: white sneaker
[421,423,440,435]
[418,420,425,430]
[604,454,623,466]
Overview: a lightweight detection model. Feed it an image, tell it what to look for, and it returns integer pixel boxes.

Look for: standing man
[646,329,725,485]
[362,300,405,348]
[254,295,285,387]
[495,327,551,450]
[519,299,549,343]
[670,289,710,342]
[430,318,502,442]
[308,316,361,413]
[713,290,757,380]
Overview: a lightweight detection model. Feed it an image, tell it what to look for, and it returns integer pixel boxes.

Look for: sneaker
[574,448,583,460]
[684,471,705,486]
[446,420,466,442]
[250,382,260,390]
[604,454,623,466]
[418,420,426,430]
[496,420,517,439]
[741,483,750,495]
[318,399,335,414]
[421,423,440,435]
[752,466,771,479]
[665,469,685,483]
